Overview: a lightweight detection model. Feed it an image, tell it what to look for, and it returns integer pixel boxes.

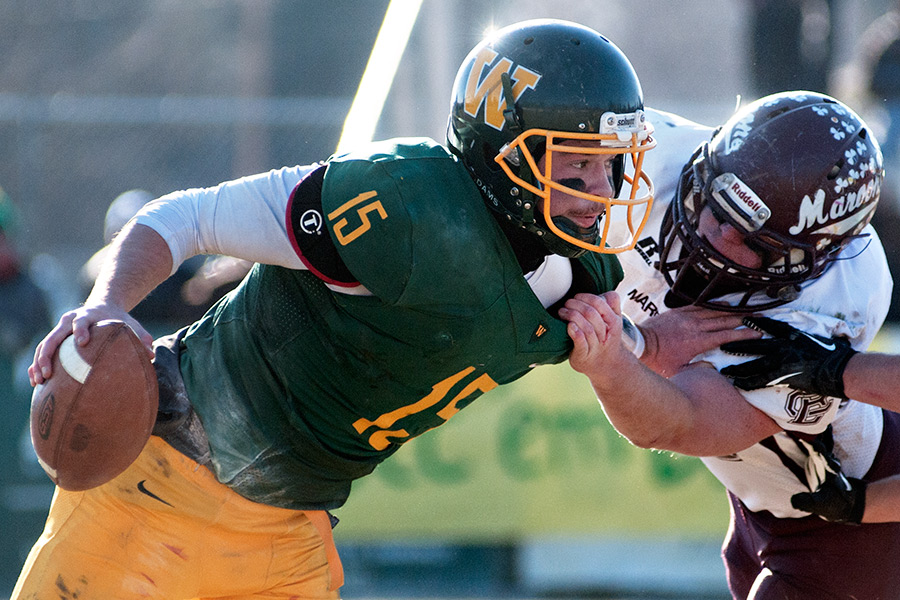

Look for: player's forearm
[860,474,900,523]
[588,354,700,452]
[843,352,900,412]
[134,166,311,270]
[590,358,780,457]
[564,293,777,456]
[86,221,174,312]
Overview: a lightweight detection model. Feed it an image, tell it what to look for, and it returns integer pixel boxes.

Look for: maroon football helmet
[658,91,884,312]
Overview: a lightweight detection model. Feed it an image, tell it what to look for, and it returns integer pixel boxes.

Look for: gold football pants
[12,436,343,599]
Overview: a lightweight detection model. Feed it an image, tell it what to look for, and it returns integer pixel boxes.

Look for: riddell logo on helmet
[464,48,541,131]
[718,176,769,227]
[730,181,764,213]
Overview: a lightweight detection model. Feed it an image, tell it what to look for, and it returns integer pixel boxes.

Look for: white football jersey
[618,108,894,518]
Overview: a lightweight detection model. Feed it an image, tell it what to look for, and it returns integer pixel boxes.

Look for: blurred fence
[0,93,351,281]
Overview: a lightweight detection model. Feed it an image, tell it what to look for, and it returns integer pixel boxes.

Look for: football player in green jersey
[18,19,750,600]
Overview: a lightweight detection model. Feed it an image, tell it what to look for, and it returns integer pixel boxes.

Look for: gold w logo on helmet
[463,47,540,131]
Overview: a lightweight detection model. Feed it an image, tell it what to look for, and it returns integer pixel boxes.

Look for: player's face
[537,140,616,229]
[696,205,763,268]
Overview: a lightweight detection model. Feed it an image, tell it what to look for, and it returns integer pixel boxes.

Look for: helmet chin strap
[537,214,599,258]
[520,173,601,257]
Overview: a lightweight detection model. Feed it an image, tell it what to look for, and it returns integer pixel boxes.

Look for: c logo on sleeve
[784,391,834,426]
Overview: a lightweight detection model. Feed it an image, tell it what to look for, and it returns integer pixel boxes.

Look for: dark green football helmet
[447,19,655,257]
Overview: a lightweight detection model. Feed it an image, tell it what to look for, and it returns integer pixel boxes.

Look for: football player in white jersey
[560,91,900,599]
[718,312,900,525]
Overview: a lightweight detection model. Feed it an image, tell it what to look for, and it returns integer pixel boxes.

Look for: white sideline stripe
[59,335,91,384]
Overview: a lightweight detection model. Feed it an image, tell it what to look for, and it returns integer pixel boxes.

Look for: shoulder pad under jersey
[320,138,515,307]
[575,251,625,296]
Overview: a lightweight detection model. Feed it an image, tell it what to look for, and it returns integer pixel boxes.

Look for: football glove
[791,475,867,525]
[719,316,857,398]
[790,429,866,524]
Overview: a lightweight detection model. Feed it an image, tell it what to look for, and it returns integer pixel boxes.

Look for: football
[30,320,159,491]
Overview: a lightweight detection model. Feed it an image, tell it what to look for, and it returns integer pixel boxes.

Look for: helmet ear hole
[482,143,503,172]
[827,162,842,180]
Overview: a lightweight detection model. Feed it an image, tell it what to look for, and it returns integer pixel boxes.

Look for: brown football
[30,320,159,491]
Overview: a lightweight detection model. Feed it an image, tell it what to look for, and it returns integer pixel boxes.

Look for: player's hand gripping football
[28,302,154,386]
[719,316,857,398]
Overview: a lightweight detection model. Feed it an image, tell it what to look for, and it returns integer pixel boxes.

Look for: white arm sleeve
[133,162,597,304]
[134,165,316,275]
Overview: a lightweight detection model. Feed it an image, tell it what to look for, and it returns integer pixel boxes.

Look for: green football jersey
[179,138,623,509]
